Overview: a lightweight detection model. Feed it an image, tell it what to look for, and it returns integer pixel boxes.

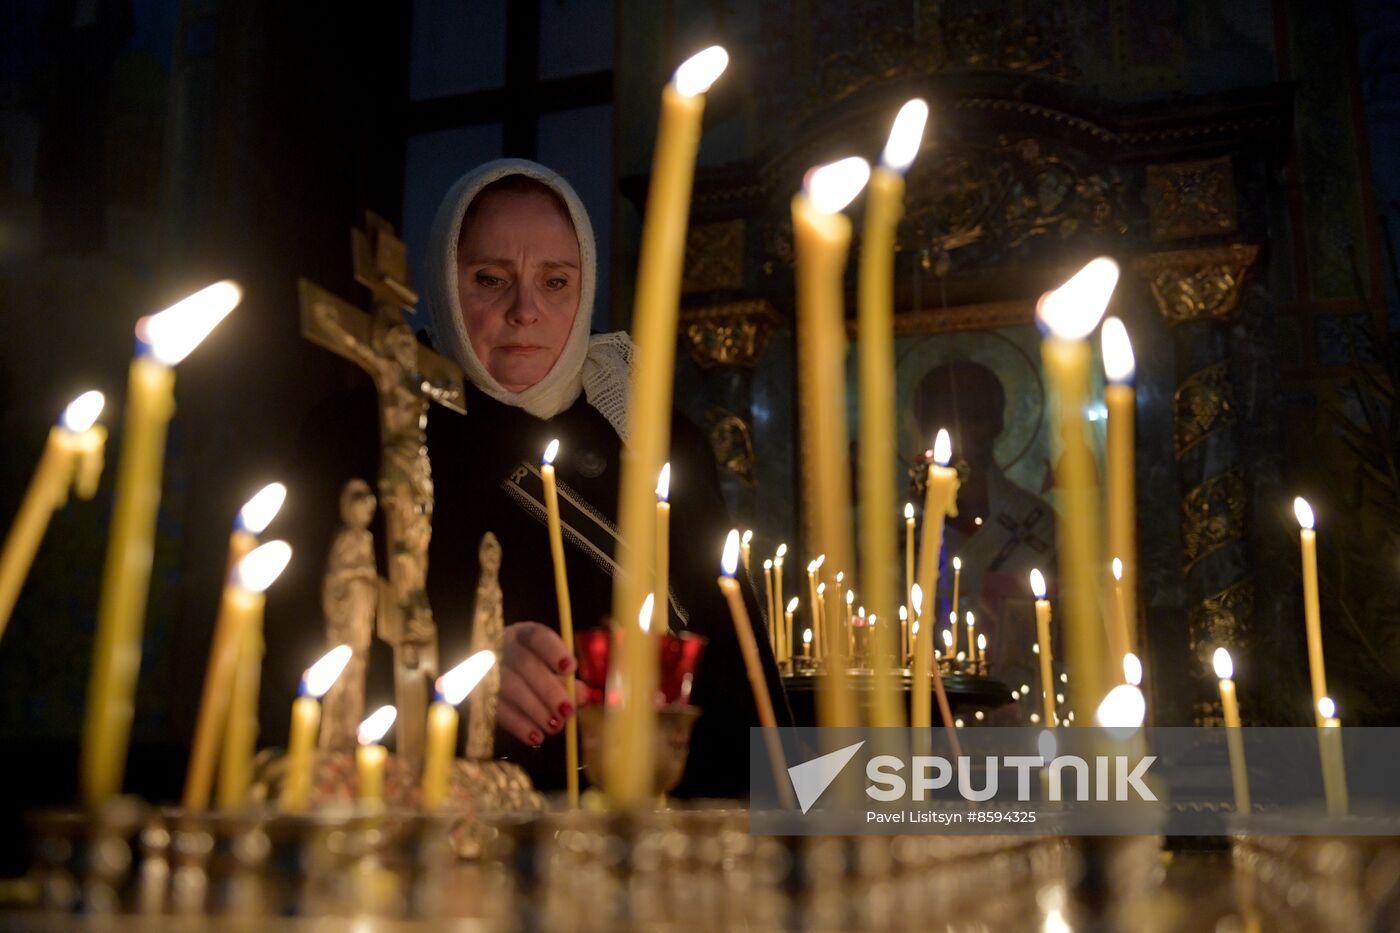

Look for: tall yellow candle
[773,544,788,664]
[280,645,353,811]
[1294,498,1328,727]
[1037,258,1118,722]
[951,556,962,623]
[421,650,496,810]
[183,540,291,810]
[1102,317,1138,660]
[655,463,671,635]
[913,432,961,754]
[82,281,241,805]
[1316,696,1348,817]
[904,503,915,663]
[606,46,728,806]
[784,597,798,663]
[0,391,106,637]
[719,532,794,807]
[806,556,823,662]
[540,440,579,808]
[763,560,776,654]
[816,582,827,661]
[792,156,868,728]
[1031,570,1057,729]
[740,529,753,578]
[356,705,396,804]
[857,100,926,728]
[965,611,977,666]
[1212,649,1250,814]
[899,605,909,666]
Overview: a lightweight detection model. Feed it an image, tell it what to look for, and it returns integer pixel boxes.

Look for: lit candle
[951,556,962,623]
[1316,696,1349,817]
[763,559,775,653]
[281,645,353,811]
[421,650,496,810]
[0,391,106,637]
[655,463,671,635]
[719,531,793,806]
[740,529,753,577]
[785,597,798,662]
[82,281,241,805]
[965,611,977,666]
[1102,317,1138,662]
[914,432,959,715]
[184,539,291,810]
[904,503,915,662]
[806,556,824,661]
[356,705,396,804]
[1212,648,1250,815]
[792,155,867,729]
[773,544,788,664]
[1294,498,1328,727]
[1123,652,1142,688]
[816,582,827,660]
[898,605,909,665]
[1095,683,1146,731]
[540,439,579,808]
[1037,258,1118,722]
[858,99,926,728]
[1031,569,1057,730]
[802,627,813,660]
[976,632,987,670]
[607,46,728,807]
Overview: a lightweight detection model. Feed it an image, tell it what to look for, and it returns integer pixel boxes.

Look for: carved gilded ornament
[680,301,782,369]
[704,408,757,485]
[1174,362,1237,458]
[1188,579,1255,664]
[683,220,745,293]
[1181,469,1247,574]
[1130,244,1259,325]
[1146,157,1239,241]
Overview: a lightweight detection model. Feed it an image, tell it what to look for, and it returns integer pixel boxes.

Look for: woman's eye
[476,273,505,288]
[545,277,568,290]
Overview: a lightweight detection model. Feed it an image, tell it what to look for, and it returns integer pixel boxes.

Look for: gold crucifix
[299,212,465,772]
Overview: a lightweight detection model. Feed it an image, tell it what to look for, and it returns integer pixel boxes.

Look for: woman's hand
[499,621,576,746]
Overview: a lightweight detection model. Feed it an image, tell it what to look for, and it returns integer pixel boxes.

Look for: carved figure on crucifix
[466,533,505,762]
[319,479,378,751]
[299,212,466,770]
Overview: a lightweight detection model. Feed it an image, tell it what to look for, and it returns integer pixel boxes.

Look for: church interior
[1,0,1399,928]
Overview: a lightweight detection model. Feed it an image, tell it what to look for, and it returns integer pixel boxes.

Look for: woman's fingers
[515,621,574,675]
[497,697,544,746]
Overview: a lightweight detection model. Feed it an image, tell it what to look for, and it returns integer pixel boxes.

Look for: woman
[283,159,788,798]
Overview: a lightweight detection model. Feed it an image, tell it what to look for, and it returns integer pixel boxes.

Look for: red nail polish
[558,658,574,673]
[559,702,574,718]
[547,717,561,732]
[529,731,543,746]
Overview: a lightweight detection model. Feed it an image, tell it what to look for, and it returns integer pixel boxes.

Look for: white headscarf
[425,158,633,440]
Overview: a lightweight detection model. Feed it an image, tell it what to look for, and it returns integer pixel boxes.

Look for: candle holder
[575,626,707,707]
[575,702,702,798]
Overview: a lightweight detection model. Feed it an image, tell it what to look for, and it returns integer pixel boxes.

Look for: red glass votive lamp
[574,627,706,707]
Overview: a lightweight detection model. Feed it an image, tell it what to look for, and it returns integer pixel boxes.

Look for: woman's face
[456,187,581,392]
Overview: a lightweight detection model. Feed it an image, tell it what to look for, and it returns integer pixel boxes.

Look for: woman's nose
[505,284,541,326]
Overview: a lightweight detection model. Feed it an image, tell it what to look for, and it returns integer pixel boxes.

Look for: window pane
[402,123,505,318]
[536,105,615,326]
[539,0,615,80]
[410,0,507,100]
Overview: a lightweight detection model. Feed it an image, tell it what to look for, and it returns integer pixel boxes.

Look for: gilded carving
[1188,579,1255,664]
[680,301,782,369]
[683,220,745,293]
[1181,469,1247,574]
[844,300,1036,339]
[1174,362,1236,457]
[1130,244,1259,325]
[705,408,757,485]
[1146,157,1238,241]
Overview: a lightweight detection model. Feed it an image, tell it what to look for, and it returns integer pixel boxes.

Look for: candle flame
[137,280,242,365]
[835,570,844,584]
[786,596,799,613]
[806,156,871,214]
[776,543,788,559]
[303,645,353,699]
[1212,647,1233,681]
[912,621,920,636]
[965,610,975,626]
[1030,568,1047,600]
[1112,557,1123,582]
[1096,683,1146,730]
[904,502,914,520]
[436,650,496,706]
[817,582,826,595]
[1101,316,1136,383]
[672,45,728,97]
[941,628,953,648]
[234,540,292,593]
[910,583,922,610]
[813,553,825,569]
[357,705,397,745]
[899,605,907,621]
[806,558,819,573]
[933,429,952,466]
[1124,652,1143,686]
[859,606,866,618]
[764,559,772,570]
[238,482,287,535]
[1036,258,1119,341]
[741,529,753,545]
[1318,696,1335,720]
[543,438,560,465]
[656,462,671,500]
[639,593,656,633]
[721,529,740,576]
[881,98,929,172]
[977,633,986,650]
[1294,497,1315,530]
[803,628,812,645]
[952,555,962,571]
[846,589,854,606]
[949,611,957,624]
[61,390,105,432]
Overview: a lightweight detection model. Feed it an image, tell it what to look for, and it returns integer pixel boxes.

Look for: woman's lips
[498,345,544,354]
